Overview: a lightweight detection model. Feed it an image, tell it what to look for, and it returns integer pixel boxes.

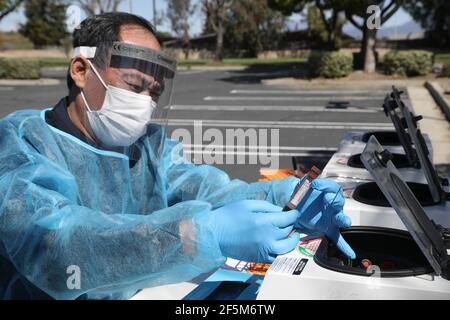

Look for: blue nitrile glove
[211,200,301,263]
[294,179,356,259]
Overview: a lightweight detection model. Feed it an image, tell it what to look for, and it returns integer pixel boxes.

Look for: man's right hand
[211,200,300,263]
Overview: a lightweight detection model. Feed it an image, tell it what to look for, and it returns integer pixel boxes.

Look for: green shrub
[308,51,353,78]
[383,50,433,76]
[0,58,41,79]
[441,63,450,77]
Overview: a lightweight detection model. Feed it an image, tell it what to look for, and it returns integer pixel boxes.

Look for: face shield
[72,41,176,161]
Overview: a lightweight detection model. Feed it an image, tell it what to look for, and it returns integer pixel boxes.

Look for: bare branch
[76,0,122,15]
[315,0,332,33]
[0,0,25,21]
[345,11,363,30]
[76,0,98,16]
[381,1,401,25]
[202,0,218,32]
[381,0,396,17]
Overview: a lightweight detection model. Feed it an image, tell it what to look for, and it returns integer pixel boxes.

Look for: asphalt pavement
[168,69,394,181]
[0,67,398,181]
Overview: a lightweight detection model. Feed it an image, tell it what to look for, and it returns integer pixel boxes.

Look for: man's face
[82,24,162,111]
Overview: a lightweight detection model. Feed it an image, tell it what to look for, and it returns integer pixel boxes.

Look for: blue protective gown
[0,109,298,300]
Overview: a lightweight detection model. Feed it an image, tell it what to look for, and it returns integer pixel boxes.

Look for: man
[0,12,355,300]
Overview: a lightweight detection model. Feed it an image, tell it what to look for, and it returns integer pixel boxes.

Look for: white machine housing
[321,152,427,183]
[332,176,450,230]
[323,90,433,183]
[333,86,450,230]
[337,130,433,158]
[257,137,450,300]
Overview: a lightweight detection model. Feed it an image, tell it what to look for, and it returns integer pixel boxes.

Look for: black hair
[67,12,156,90]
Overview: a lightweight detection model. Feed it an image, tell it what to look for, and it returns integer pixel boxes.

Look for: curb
[425,81,450,123]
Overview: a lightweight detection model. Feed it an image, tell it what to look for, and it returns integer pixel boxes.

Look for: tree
[306,5,328,46]
[168,0,197,59]
[0,0,24,21]
[269,0,345,50]
[270,1,401,71]
[313,1,345,50]
[344,0,401,73]
[267,0,305,15]
[76,0,123,16]
[19,0,68,47]
[202,0,232,62]
[225,0,285,57]
[403,0,450,47]
[201,4,215,35]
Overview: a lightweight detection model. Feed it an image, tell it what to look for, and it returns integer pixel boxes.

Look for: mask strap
[80,60,109,113]
[86,60,108,90]
[72,46,108,113]
[80,91,93,112]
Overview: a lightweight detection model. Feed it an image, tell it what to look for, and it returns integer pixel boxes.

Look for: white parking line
[177,70,206,75]
[167,119,392,130]
[183,144,337,151]
[171,104,381,113]
[183,150,333,157]
[230,89,388,95]
[0,87,13,91]
[204,96,385,101]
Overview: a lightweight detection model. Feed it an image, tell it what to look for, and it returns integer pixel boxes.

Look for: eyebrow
[122,72,149,83]
[122,71,164,93]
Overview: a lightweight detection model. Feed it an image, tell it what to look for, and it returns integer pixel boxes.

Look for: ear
[70,56,90,89]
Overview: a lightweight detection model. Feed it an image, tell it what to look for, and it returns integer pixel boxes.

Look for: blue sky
[0,0,416,36]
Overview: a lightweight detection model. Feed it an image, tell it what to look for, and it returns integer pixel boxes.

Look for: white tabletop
[130,282,199,300]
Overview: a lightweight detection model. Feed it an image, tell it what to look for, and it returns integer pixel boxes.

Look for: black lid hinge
[438,225,450,248]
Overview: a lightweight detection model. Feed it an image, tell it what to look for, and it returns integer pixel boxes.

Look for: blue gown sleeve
[0,120,224,300]
[164,139,300,209]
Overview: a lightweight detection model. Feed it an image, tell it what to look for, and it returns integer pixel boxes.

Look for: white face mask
[81,60,157,147]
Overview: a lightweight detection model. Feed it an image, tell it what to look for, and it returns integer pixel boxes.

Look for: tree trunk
[330,30,337,51]
[214,23,224,62]
[317,3,335,51]
[183,30,190,60]
[327,31,333,51]
[361,26,377,73]
[328,11,338,51]
[184,46,190,60]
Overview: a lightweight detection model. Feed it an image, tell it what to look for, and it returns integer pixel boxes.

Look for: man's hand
[293,179,356,259]
[211,200,301,263]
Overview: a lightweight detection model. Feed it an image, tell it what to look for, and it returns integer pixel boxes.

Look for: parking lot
[0,67,398,181]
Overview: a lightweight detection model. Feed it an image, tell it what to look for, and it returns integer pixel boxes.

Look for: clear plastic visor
[71,42,177,160]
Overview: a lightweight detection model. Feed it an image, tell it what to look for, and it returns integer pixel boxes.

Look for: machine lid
[391,86,443,203]
[361,136,449,279]
[382,93,418,168]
